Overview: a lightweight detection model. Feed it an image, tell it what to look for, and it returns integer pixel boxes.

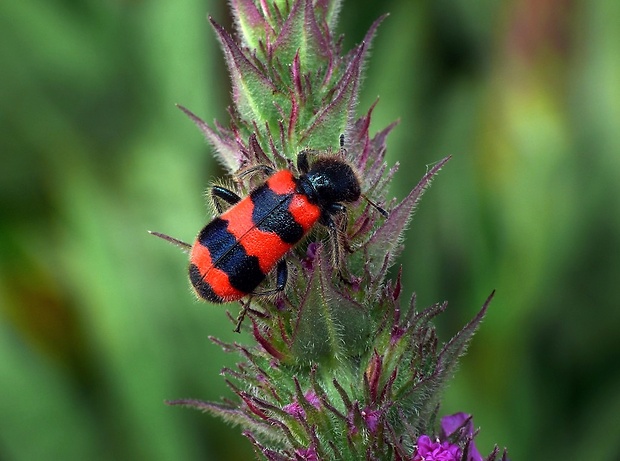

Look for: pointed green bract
[300,43,363,149]
[230,0,266,50]
[365,156,451,278]
[210,18,283,131]
[291,259,337,364]
[290,246,370,363]
[315,0,343,32]
[273,0,328,70]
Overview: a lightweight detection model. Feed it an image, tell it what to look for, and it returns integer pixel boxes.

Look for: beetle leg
[211,185,242,214]
[275,259,288,292]
[234,298,251,333]
[297,150,310,174]
[232,262,284,331]
[297,148,322,174]
[236,164,275,181]
[252,259,288,296]
[320,204,350,274]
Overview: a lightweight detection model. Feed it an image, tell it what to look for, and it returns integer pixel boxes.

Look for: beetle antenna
[148,230,192,253]
[361,194,389,218]
[338,134,349,158]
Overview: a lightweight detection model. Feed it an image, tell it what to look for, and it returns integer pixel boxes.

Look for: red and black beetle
[151,142,386,330]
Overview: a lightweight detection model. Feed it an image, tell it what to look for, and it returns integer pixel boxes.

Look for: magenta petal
[361,407,381,433]
[295,445,319,461]
[465,442,484,461]
[304,391,321,410]
[441,412,474,438]
[440,413,484,461]
[283,400,305,419]
[413,435,461,461]
[416,434,434,452]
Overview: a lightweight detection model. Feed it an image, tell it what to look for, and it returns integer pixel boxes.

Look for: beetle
[151,145,386,330]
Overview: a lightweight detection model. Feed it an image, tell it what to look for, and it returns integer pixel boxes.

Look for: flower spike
[164,0,507,459]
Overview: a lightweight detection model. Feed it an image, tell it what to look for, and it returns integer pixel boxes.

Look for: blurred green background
[1,0,619,459]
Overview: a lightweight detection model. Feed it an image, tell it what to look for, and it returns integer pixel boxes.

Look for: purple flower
[412,435,461,461]
[283,400,305,419]
[283,391,321,419]
[305,391,321,409]
[294,445,318,461]
[301,242,318,271]
[441,413,483,461]
[441,412,473,437]
[360,407,382,433]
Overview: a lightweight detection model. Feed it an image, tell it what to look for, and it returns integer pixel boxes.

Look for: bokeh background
[2,0,619,459]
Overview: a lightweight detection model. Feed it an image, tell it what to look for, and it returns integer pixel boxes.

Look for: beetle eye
[314,175,329,189]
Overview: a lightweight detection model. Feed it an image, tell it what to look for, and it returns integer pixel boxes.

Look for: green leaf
[301,43,365,149]
[230,0,268,50]
[364,157,451,279]
[177,104,243,171]
[315,0,344,32]
[210,18,282,127]
[317,259,371,358]
[273,0,329,71]
[437,291,494,375]
[291,246,368,364]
